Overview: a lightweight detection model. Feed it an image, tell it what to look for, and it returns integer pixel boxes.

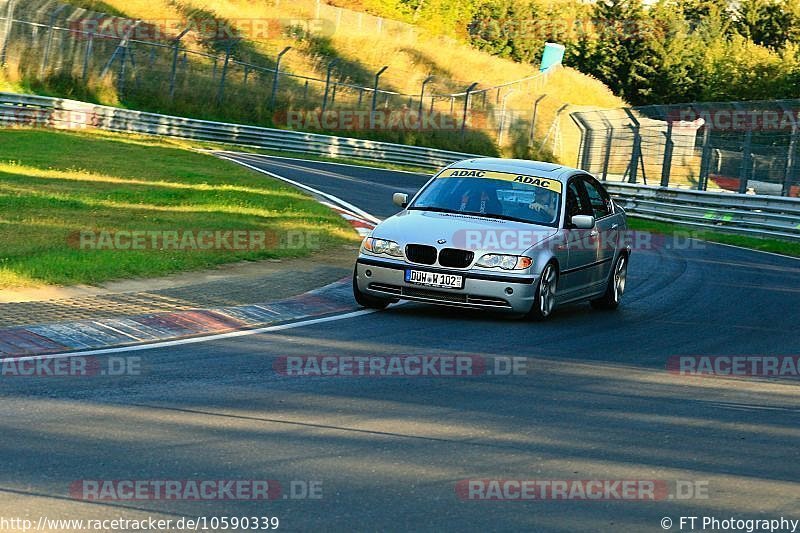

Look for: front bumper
[355,256,538,314]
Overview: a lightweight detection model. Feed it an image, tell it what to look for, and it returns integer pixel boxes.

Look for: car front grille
[405,244,437,265]
[438,248,474,268]
[367,283,511,308]
[402,287,467,303]
[368,283,402,295]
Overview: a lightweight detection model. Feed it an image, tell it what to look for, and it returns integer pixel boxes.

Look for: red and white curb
[0,156,386,359]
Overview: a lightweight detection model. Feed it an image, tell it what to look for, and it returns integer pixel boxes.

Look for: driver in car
[455,181,502,216]
[527,189,557,222]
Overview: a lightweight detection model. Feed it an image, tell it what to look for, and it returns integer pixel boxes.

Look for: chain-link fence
[0,0,560,155]
[571,101,800,197]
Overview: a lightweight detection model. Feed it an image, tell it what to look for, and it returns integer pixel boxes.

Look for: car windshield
[408,169,562,227]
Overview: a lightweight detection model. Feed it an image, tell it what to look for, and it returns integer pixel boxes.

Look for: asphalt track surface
[1,153,799,532]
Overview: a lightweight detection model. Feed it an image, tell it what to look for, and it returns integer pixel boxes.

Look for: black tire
[526,262,558,321]
[591,253,628,311]
[352,270,391,310]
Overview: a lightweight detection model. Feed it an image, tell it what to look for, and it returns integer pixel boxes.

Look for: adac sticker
[440,169,562,193]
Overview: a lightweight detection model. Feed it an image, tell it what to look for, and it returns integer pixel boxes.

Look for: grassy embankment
[1,0,624,161]
[627,218,800,258]
[0,128,357,288]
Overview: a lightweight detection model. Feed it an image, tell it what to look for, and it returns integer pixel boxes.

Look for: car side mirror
[392,192,409,208]
[571,215,595,229]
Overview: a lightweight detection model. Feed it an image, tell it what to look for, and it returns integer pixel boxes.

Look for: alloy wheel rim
[613,257,627,303]
[539,265,556,316]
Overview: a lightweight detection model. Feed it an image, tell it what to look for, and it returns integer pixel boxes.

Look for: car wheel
[591,253,628,310]
[352,269,392,310]
[527,262,558,321]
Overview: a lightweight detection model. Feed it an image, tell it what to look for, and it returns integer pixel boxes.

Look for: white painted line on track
[219,152,800,262]
[213,150,430,176]
[1,157,402,363]
[5,309,378,363]
[216,153,382,224]
[693,239,800,261]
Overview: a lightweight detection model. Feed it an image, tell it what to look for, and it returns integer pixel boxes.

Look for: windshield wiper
[407,206,460,214]
[409,206,554,226]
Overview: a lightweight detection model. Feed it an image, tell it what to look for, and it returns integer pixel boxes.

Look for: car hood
[370,209,558,256]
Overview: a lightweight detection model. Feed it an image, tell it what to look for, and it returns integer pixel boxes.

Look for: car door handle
[589,230,599,237]
[611,223,619,230]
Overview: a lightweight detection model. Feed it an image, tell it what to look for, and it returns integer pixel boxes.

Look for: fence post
[81,29,94,83]
[100,21,139,80]
[600,128,613,180]
[127,46,139,90]
[269,46,291,111]
[216,41,234,106]
[529,94,546,145]
[169,27,190,101]
[461,82,479,138]
[623,109,641,184]
[117,43,128,96]
[418,75,434,128]
[497,89,515,145]
[661,120,674,187]
[321,58,338,113]
[626,125,641,184]
[40,5,68,77]
[0,0,16,67]
[371,65,388,112]
[738,129,753,194]
[698,125,711,191]
[783,125,799,197]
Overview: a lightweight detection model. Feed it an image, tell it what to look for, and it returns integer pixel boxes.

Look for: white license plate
[405,269,463,289]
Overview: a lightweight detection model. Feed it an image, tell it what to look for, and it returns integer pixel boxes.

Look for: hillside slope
[1,0,625,163]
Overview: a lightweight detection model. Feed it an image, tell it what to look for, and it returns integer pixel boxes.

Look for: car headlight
[476,254,532,270]
[361,237,403,257]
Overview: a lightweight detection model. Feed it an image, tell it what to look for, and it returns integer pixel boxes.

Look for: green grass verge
[0,128,358,288]
[628,217,800,258]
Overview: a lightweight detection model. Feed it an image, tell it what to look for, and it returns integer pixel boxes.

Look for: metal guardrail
[1,91,798,241]
[0,92,477,169]
[606,183,800,241]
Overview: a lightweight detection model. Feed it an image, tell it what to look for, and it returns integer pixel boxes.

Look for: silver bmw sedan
[353,158,630,320]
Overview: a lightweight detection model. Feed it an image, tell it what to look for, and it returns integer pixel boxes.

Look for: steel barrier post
[661,120,674,187]
[270,46,291,111]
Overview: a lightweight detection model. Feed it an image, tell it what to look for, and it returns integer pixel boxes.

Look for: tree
[736,0,800,50]
[580,0,661,105]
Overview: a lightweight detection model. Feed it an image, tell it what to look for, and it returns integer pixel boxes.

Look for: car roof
[447,158,581,182]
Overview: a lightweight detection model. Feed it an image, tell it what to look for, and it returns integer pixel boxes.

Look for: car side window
[581,176,612,219]
[566,180,592,223]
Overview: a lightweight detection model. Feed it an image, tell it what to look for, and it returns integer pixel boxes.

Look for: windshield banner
[438,169,563,193]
